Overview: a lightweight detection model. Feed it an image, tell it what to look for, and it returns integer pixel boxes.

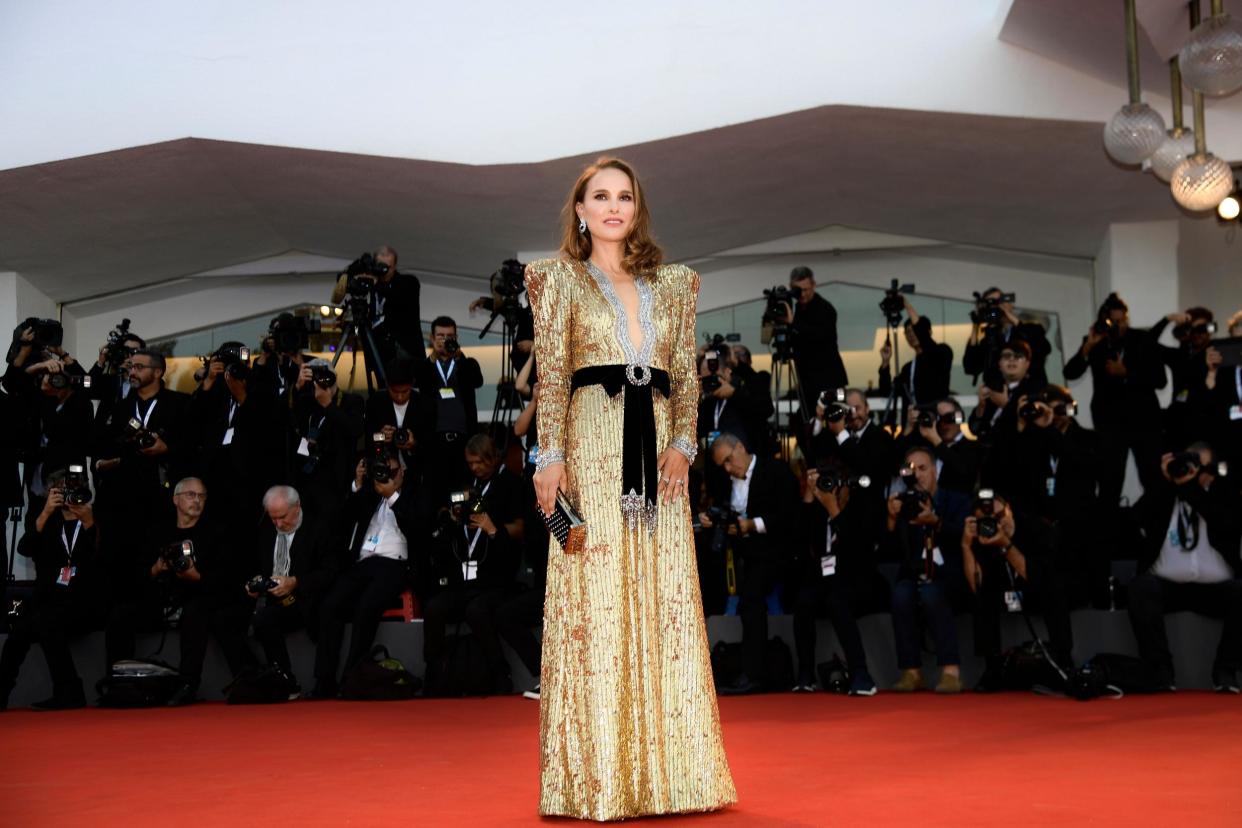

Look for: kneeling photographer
[422,434,525,695]
[313,450,422,698]
[0,467,104,710]
[701,433,800,695]
[331,245,426,388]
[104,477,256,701]
[791,460,888,695]
[962,489,1073,692]
[884,446,970,693]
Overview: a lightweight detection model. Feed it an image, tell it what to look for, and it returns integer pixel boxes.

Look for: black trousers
[252,599,312,674]
[736,543,779,683]
[178,593,257,687]
[972,554,1074,665]
[495,584,543,679]
[1127,573,1242,683]
[792,571,888,678]
[0,592,98,699]
[423,585,510,686]
[1096,417,1162,511]
[425,433,470,506]
[315,556,407,687]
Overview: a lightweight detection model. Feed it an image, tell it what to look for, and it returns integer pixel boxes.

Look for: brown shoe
[934,672,963,694]
[891,669,924,692]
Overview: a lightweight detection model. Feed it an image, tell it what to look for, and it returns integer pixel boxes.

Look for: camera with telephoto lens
[161,540,195,574]
[310,363,337,389]
[62,464,92,505]
[201,342,251,368]
[393,427,412,445]
[761,285,798,325]
[1018,399,1044,423]
[346,252,390,283]
[1173,319,1218,340]
[267,313,320,354]
[443,336,460,356]
[46,372,91,391]
[974,488,1000,540]
[103,318,135,369]
[123,417,159,450]
[815,468,871,493]
[7,318,64,365]
[698,505,739,556]
[701,369,722,395]
[895,467,929,520]
[880,279,916,326]
[1168,451,1203,479]
[819,388,851,422]
[971,291,1016,326]
[368,435,398,483]
[431,487,484,538]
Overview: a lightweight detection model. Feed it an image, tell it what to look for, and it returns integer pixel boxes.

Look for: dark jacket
[1064,327,1167,424]
[791,293,848,396]
[292,396,358,512]
[29,513,103,600]
[884,486,971,583]
[340,485,424,571]
[372,271,426,365]
[796,495,879,584]
[964,321,1051,388]
[254,511,337,619]
[95,385,192,497]
[2,363,93,485]
[1130,477,1242,576]
[416,355,484,437]
[191,384,290,501]
[364,390,421,467]
[998,420,1099,521]
[696,373,774,454]
[426,467,524,591]
[878,317,954,419]
[708,455,800,558]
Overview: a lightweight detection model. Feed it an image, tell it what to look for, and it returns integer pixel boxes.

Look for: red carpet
[3,694,1239,826]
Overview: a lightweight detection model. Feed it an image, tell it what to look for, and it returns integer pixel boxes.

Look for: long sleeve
[525,260,572,469]
[668,267,700,461]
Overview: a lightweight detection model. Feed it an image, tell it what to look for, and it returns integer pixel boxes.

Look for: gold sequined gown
[525,258,737,821]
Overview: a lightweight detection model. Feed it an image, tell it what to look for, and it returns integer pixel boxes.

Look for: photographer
[0,468,103,710]
[1152,308,1217,450]
[365,358,420,484]
[1064,293,1166,510]
[963,287,1050,388]
[95,349,190,561]
[791,461,887,695]
[962,491,1074,691]
[0,386,21,577]
[243,486,336,685]
[1001,386,1103,607]
[700,433,799,694]
[250,314,315,402]
[192,353,289,535]
[779,266,847,406]
[291,360,357,525]
[899,398,981,497]
[877,299,954,423]
[331,245,426,386]
[968,340,1038,443]
[470,258,534,373]
[422,434,525,695]
[1126,444,1242,692]
[104,477,255,700]
[697,346,773,457]
[88,323,145,429]
[810,388,895,496]
[313,453,422,698]
[883,446,970,693]
[417,316,484,503]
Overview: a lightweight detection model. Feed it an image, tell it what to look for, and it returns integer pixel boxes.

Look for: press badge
[707,430,721,445]
[1230,405,1242,422]
[1004,590,1023,612]
[439,387,457,400]
[361,533,380,553]
[56,566,76,586]
[820,554,837,577]
[222,427,235,445]
[297,437,311,457]
[1046,476,1056,497]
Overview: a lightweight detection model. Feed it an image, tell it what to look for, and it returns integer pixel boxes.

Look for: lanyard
[61,521,82,560]
[713,399,727,429]
[226,400,238,427]
[462,479,494,557]
[824,518,835,553]
[1049,455,1059,475]
[909,357,918,403]
[1235,366,1242,402]
[436,359,455,387]
[134,396,158,428]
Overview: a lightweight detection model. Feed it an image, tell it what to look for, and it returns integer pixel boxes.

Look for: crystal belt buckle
[625,363,651,386]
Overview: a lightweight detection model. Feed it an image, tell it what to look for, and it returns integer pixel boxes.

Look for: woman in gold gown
[527,157,736,821]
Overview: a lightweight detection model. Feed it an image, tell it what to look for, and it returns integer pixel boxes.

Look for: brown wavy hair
[559,156,663,278]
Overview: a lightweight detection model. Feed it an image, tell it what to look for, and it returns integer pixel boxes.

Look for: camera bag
[1068,653,1162,700]
[97,659,192,708]
[340,644,421,700]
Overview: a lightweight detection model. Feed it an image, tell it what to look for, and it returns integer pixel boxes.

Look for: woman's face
[576,167,635,244]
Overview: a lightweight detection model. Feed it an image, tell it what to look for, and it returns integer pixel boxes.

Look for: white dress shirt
[359,490,408,562]
[730,454,767,534]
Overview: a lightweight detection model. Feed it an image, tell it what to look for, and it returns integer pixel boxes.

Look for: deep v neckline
[585,260,654,365]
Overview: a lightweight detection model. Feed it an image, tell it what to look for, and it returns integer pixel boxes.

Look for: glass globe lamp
[1171,152,1234,211]
[1148,129,1196,182]
[1179,12,1242,96]
[1218,193,1240,220]
[1103,103,1166,165]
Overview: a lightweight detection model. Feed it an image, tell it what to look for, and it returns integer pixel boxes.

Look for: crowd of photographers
[2,252,1241,710]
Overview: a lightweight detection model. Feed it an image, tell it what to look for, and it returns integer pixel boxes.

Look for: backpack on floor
[340,645,421,701]
[1069,653,1163,700]
[224,664,299,705]
[816,655,850,694]
[97,659,193,708]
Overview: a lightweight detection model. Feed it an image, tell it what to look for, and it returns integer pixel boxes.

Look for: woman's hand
[534,462,567,516]
[657,449,690,504]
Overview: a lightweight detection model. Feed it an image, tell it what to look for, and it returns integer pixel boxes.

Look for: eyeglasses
[176,491,206,500]
[129,363,155,371]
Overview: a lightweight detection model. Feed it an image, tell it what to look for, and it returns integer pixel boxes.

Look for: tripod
[482,305,520,451]
[768,328,809,464]
[879,319,908,431]
[331,296,387,394]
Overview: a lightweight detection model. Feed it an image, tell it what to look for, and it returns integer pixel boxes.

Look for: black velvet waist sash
[570,364,670,521]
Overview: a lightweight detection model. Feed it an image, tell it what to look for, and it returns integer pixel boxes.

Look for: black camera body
[346,252,390,280]
[8,317,64,364]
[490,258,527,300]
[815,468,871,493]
[819,388,851,423]
[268,314,320,354]
[701,374,722,394]
[162,540,195,574]
[761,285,798,325]
[897,488,929,521]
[368,441,397,483]
[103,318,136,369]
[47,372,91,391]
[247,575,279,594]
[443,337,460,356]
[310,364,337,389]
[203,342,250,368]
[976,516,1000,540]
[1168,451,1202,479]
[971,292,1016,326]
[393,427,412,445]
[63,464,92,505]
[880,279,915,325]
[123,417,159,450]
[700,505,739,555]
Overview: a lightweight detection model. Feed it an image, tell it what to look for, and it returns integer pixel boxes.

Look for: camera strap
[461,479,495,577]
[713,399,727,429]
[1176,500,1200,552]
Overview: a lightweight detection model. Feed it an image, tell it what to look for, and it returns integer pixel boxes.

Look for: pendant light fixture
[1104,0,1167,165]
[1149,56,1196,181]
[1172,2,1235,211]
[1179,0,1242,96]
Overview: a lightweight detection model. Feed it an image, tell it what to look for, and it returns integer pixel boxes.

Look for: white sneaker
[522,684,540,700]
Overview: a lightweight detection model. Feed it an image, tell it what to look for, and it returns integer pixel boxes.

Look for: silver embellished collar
[585,260,655,369]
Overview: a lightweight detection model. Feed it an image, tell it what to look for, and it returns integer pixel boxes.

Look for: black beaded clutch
[544,491,587,554]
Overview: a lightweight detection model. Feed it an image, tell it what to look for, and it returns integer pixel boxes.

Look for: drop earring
[578,217,587,234]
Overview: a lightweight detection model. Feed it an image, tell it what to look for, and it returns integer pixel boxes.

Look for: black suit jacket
[364,390,420,464]
[796,496,879,584]
[1130,477,1241,576]
[878,318,954,420]
[426,468,524,591]
[792,293,848,394]
[1064,328,1166,424]
[341,485,424,571]
[2,363,93,484]
[96,385,192,497]
[709,455,800,559]
[372,272,426,364]
[964,321,1051,388]
[291,397,357,508]
[254,511,337,617]
[416,355,484,437]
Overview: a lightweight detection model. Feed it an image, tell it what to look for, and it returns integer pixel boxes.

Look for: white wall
[1177,217,1242,322]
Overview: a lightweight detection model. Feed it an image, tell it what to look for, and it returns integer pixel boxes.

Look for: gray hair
[174,477,206,496]
[710,432,742,454]
[262,485,301,510]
